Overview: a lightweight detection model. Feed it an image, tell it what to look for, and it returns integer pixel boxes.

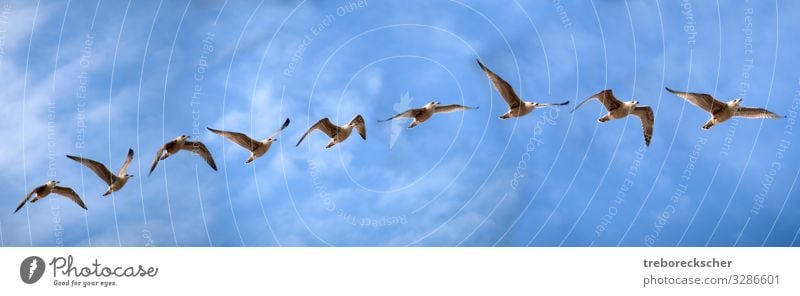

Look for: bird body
[665,87,783,130]
[150,135,217,175]
[67,149,134,196]
[378,101,478,128]
[500,101,559,119]
[208,118,291,163]
[476,59,569,119]
[297,114,367,148]
[15,181,87,213]
[572,89,655,146]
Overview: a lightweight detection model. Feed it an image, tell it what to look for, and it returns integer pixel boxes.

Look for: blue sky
[1,0,799,246]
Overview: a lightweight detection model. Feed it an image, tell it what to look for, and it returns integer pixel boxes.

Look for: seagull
[207,118,291,163]
[67,149,134,196]
[665,87,784,130]
[571,89,655,146]
[476,59,569,119]
[149,135,218,175]
[14,181,87,213]
[378,101,478,128]
[296,114,366,148]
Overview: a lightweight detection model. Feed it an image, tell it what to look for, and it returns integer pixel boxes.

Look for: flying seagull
[208,118,290,163]
[67,149,134,196]
[665,87,784,129]
[572,89,655,146]
[149,135,217,175]
[476,59,569,119]
[14,181,87,213]
[296,114,366,148]
[378,101,478,128]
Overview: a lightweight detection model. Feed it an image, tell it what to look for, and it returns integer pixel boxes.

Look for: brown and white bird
[666,87,784,130]
[572,89,655,146]
[378,101,478,128]
[14,181,87,213]
[207,118,290,163]
[149,135,217,175]
[67,149,134,196]
[476,59,569,119]
[296,114,366,148]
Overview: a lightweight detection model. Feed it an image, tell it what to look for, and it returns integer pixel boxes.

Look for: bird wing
[149,146,166,176]
[433,104,478,114]
[632,106,655,147]
[351,114,367,140]
[207,127,261,152]
[181,141,218,171]
[665,87,725,113]
[536,100,570,107]
[296,118,341,146]
[476,59,523,109]
[66,155,116,185]
[378,108,419,122]
[118,148,134,176]
[572,89,621,113]
[52,186,88,210]
[735,107,784,119]
[14,185,44,213]
[267,118,291,140]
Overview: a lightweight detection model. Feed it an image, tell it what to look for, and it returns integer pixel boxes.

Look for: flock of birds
[14,59,785,214]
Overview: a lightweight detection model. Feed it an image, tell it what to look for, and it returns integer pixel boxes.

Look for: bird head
[267,138,277,143]
[426,101,440,108]
[177,135,190,141]
[632,100,639,105]
[47,180,59,186]
[126,174,134,179]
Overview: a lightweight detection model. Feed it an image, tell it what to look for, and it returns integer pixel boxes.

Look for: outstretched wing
[118,149,134,176]
[52,186,88,210]
[296,118,341,146]
[572,89,622,113]
[632,106,655,147]
[14,185,44,213]
[350,114,367,140]
[536,100,570,107]
[181,141,218,171]
[66,155,115,185]
[735,107,783,119]
[378,108,420,122]
[207,127,261,151]
[267,118,291,140]
[476,59,523,109]
[433,104,478,114]
[665,87,725,114]
[149,146,165,176]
